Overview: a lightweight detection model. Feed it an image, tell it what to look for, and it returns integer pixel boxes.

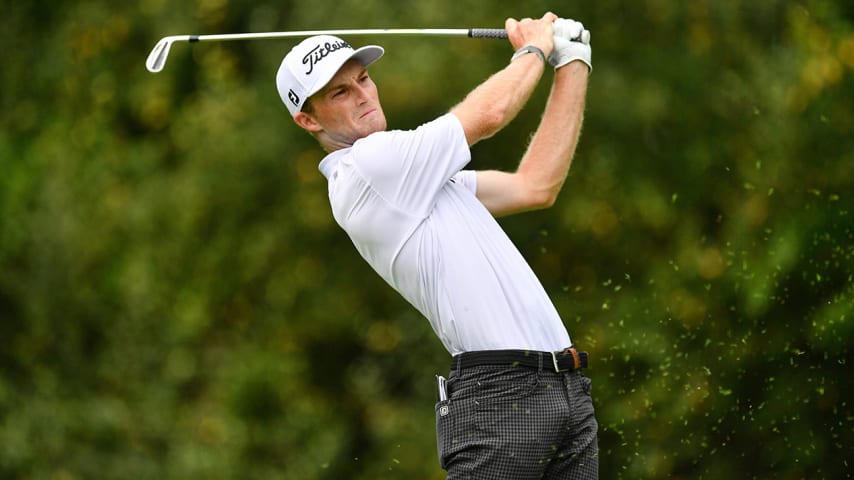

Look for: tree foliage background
[1,0,852,478]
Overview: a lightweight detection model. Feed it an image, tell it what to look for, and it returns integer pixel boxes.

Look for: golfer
[277,12,597,479]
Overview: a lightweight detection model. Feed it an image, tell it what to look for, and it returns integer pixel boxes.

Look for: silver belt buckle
[551,350,561,373]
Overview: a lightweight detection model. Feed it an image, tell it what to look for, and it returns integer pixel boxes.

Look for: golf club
[146,28,509,73]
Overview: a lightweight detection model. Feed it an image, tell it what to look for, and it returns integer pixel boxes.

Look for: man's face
[297,59,387,149]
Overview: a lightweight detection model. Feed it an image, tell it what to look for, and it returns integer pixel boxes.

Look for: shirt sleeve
[349,113,471,217]
[451,170,477,195]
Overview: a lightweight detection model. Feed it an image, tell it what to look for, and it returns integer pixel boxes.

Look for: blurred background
[1,0,852,478]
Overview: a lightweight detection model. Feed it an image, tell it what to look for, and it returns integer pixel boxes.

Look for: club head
[146,36,183,73]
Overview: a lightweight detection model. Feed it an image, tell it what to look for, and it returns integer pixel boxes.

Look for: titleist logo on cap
[302,40,351,75]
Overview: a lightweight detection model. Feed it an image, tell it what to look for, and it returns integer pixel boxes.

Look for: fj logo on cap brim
[288,89,300,107]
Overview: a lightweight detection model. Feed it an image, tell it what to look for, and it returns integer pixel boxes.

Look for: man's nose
[352,82,369,102]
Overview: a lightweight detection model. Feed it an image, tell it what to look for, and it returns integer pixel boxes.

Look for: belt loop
[569,347,580,370]
[536,351,543,373]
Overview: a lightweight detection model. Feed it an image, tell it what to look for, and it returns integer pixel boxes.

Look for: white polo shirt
[318,113,572,355]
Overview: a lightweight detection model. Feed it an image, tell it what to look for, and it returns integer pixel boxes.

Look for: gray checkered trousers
[435,351,598,479]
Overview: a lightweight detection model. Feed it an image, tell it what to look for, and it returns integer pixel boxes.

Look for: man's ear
[293,111,322,133]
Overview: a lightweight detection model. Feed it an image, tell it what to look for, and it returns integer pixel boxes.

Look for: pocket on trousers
[580,373,593,396]
[435,400,453,469]
[474,368,539,406]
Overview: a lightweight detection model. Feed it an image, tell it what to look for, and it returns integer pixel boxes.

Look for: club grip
[468,28,508,39]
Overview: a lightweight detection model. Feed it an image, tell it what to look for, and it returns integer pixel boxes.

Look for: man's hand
[505,12,558,58]
[548,19,592,71]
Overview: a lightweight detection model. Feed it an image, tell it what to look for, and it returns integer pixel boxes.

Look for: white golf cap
[276,35,384,117]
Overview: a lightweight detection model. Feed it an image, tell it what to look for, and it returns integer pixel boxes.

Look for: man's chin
[362,115,387,134]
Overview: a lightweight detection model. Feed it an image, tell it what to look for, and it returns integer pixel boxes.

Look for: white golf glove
[549,18,592,71]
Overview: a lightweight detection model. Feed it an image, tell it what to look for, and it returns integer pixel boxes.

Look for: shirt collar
[318,149,346,179]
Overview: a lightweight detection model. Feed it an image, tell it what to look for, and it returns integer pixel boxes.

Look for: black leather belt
[451,347,588,373]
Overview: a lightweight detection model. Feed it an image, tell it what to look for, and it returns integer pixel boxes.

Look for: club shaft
[189,28,503,42]
[146,28,507,73]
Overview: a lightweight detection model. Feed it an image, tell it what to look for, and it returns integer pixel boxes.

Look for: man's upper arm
[475,170,550,217]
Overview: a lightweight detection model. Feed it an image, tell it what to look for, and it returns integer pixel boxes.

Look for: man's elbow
[454,105,507,146]
[477,103,511,140]
[526,188,559,210]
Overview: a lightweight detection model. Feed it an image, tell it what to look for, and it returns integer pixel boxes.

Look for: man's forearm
[450,53,546,146]
[516,61,589,203]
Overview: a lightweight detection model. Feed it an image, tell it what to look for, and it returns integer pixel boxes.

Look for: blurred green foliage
[1,0,852,478]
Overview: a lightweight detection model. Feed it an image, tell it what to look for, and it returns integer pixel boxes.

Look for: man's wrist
[511,45,547,65]
[555,59,591,77]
